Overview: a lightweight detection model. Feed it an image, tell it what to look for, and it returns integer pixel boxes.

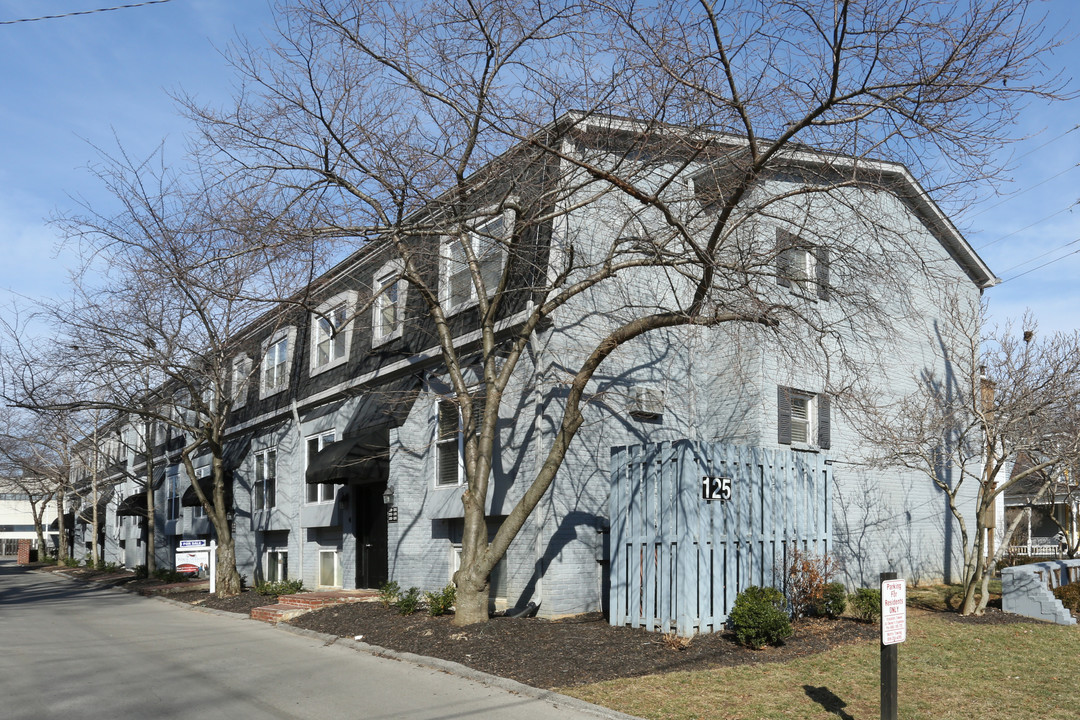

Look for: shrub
[784,548,837,619]
[849,587,882,622]
[255,579,304,597]
[63,556,80,568]
[396,586,423,615]
[426,584,456,616]
[378,580,401,608]
[134,564,148,579]
[152,568,187,584]
[815,582,848,619]
[1053,583,1080,614]
[729,586,793,649]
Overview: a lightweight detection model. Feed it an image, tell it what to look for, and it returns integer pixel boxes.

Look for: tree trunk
[144,430,157,574]
[55,490,67,565]
[91,474,100,567]
[215,531,243,596]
[453,569,490,625]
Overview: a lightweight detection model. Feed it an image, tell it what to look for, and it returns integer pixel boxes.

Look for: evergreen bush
[396,586,422,615]
[255,579,304,597]
[849,587,882,622]
[378,580,401,608]
[729,586,793,649]
[426,584,456,616]
[815,582,848,618]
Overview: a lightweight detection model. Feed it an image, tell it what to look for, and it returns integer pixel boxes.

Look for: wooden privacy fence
[609,441,830,636]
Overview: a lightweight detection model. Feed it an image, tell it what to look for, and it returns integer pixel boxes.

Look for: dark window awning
[189,433,250,470]
[48,512,74,530]
[76,487,114,524]
[306,426,391,485]
[181,475,234,508]
[116,493,147,517]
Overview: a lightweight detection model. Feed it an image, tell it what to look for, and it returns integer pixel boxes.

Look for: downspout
[291,398,304,584]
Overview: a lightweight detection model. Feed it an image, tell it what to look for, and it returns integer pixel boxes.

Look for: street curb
[37,568,642,720]
[273,623,644,720]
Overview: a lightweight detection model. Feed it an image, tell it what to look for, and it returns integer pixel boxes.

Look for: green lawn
[562,610,1080,720]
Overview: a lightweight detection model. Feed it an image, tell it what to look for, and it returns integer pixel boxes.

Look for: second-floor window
[254,448,277,512]
[166,466,180,522]
[313,304,347,368]
[231,355,250,408]
[373,267,405,344]
[306,430,336,503]
[442,214,508,311]
[776,229,830,301]
[262,336,289,395]
[310,292,355,375]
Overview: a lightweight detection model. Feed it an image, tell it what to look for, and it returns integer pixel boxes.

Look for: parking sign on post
[881,578,906,645]
[879,573,905,720]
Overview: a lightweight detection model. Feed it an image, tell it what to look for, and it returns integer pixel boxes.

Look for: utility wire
[1009,123,1080,163]
[967,124,1080,224]
[975,201,1078,251]
[1001,244,1080,283]
[0,0,174,25]
[968,162,1080,220]
[997,236,1080,274]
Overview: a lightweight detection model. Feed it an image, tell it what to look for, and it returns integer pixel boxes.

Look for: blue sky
[0,0,1078,335]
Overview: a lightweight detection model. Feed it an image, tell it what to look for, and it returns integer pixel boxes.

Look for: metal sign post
[880,572,906,720]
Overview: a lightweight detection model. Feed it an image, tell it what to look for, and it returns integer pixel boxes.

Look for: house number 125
[702,476,732,502]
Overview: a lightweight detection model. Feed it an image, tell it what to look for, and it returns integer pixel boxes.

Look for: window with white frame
[436,396,485,487]
[441,214,508,311]
[191,467,208,518]
[253,447,277,512]
[437,400,462,487]
[310,292,355,374]
[306,430,337,503]
[777,386,831,449]
[318,549,340,587]
[166,465,180,522]
[262,337,289,393]
[372,264,406,344]
[231,354,250,408]
[260,328,296,398]
[171,390,189,438]
[776,229,830,300]
[266,549,287,583]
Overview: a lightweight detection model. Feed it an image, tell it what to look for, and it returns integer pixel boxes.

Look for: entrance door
[354,483,388,589]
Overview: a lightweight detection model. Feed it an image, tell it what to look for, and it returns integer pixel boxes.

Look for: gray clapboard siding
[610,441,830,636]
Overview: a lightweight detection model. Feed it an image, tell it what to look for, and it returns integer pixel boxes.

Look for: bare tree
[0,413,59,558]
[182,0,1066,624]
[862,299,1080,615]
[12,145,319,595]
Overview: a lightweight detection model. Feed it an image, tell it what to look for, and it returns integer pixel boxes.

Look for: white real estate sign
[881,578,906,645]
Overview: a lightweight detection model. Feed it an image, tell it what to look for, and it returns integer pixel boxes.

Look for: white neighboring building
[0,493,56,556]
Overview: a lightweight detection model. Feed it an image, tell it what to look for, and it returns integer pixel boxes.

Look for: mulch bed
[34,565,1044,690]
[288,603,878,689]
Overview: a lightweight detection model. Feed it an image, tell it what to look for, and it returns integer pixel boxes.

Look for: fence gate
[609,440,830,636]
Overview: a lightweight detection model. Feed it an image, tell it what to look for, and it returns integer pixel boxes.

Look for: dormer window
[260,327,297,399]
[441,213,509,312]
[373,263,406,345]
[263,337,289,391]
[310,292,355,375]
[231,354,250,409]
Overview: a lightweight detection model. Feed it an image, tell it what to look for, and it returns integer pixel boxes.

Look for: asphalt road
[0,560,631,720]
